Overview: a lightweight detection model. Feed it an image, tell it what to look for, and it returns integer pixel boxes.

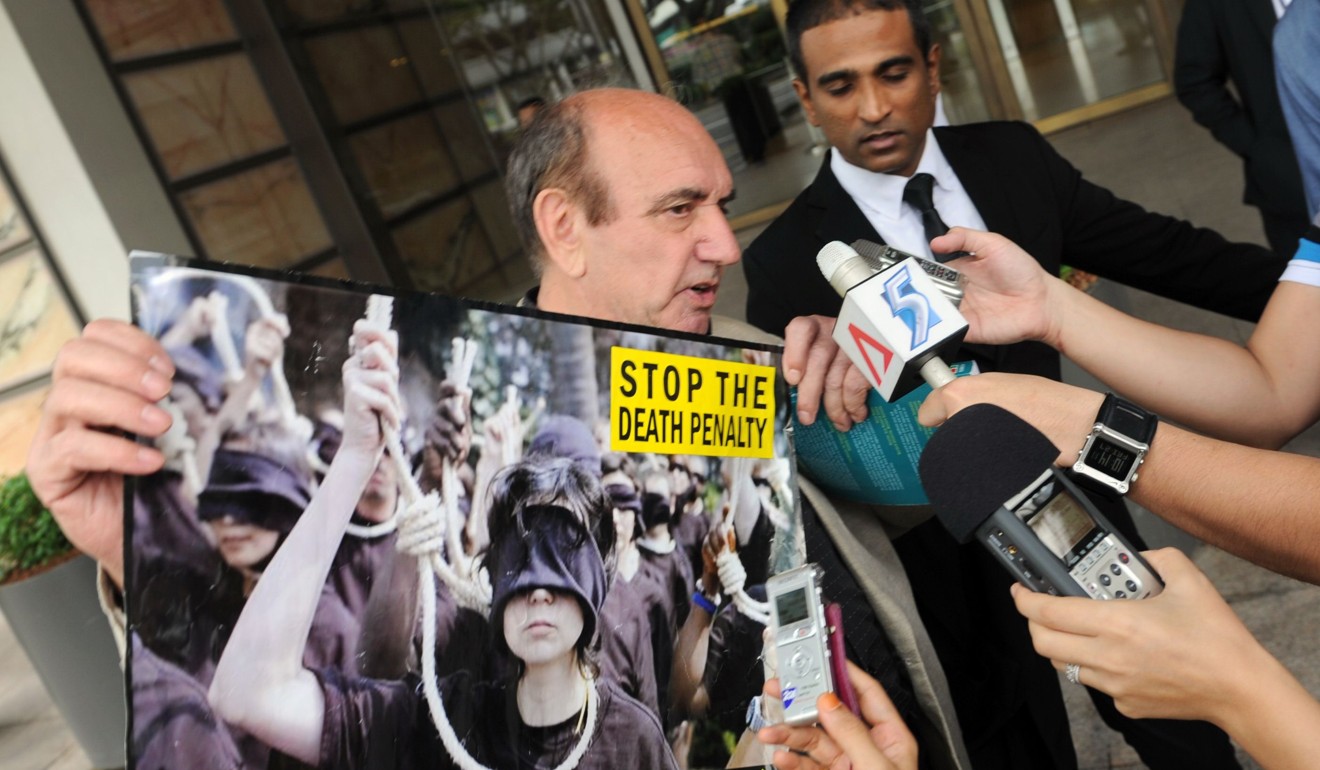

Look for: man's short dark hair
[786,0,932,84]
[504,98,613,273]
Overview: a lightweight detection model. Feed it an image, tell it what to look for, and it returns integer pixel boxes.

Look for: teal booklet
[791,361,978,506]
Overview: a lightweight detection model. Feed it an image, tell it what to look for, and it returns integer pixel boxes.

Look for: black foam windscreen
[918,403,1062,543]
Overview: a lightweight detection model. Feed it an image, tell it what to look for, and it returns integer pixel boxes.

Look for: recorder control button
[1119,552,1131,564]
[1126,580,1138,593]
[790,651,812,675]
[1114,590,1128,599]
[1100,574,1112,587]
[1109,563,1123,576]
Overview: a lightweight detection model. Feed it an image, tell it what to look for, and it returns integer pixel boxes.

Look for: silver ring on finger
[1065,663,1082,685]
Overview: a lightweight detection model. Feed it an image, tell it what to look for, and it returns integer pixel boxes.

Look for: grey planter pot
[0,554,125,769]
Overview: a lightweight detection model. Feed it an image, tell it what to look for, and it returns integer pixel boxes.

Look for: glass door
[980,0,1173,127]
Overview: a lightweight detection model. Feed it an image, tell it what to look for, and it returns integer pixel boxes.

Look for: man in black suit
[1175,0,1309,257]
[743,1,1266,769]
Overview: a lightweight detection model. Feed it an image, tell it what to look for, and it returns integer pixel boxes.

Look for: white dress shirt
[830,129,987,260]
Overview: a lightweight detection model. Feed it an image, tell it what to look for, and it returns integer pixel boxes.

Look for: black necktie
[902,172,950,248]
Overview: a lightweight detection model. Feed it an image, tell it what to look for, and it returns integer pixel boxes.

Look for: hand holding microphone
[930,227,1072,348]
[817,240,968,402]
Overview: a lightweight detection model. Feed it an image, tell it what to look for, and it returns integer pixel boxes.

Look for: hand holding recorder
[758,659,918,770]
[918,403,1161,600]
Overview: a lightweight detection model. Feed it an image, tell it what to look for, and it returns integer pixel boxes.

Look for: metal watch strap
[1097,393,1158,444]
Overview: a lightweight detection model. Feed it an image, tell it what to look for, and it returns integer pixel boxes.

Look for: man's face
[794,8,940,176]
[572,108,740,334]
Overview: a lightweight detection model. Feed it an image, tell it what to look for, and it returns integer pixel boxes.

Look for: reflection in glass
[433,101,497,183]
[397,18,464,98]
[124,54,287,180]
[349,113,461,220]
[393,197,503,294]
[986,0,1164,121]
[638,1,812,218]
[422,0,635,148]
[0,247,80,392]
[0,178,33,255]
[179,158,332,268]
[83,0,236,62]
[470,179,520,262]
[0,385,49,477]
[922,0,991,124]
[302,26,424,125]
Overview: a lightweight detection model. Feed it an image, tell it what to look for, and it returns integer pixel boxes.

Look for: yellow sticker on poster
[610,347,776,458]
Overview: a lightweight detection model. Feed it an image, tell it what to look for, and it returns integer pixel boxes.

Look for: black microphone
[818,241,968,402]
[918,404,1162,599]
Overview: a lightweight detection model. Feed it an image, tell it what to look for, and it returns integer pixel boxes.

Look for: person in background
[1274,0,1320,216]
[1174,0,1308,256]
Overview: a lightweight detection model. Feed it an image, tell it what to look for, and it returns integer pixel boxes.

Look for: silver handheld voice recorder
[990,469,1163,600]
[767,563,835,726]
[850,239,967,307]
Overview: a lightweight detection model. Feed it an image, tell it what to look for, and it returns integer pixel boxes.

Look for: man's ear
[533,188,587,278]
[792,78,819,127]
[927,42,943,99]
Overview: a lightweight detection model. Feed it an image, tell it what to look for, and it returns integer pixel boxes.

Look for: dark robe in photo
[598,573,659,717]
[315,669,678,770]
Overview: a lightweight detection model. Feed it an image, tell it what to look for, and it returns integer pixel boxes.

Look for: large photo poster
[126,255,801,770]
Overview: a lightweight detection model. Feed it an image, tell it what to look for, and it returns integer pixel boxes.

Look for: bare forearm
[1219,653,1320,770]
[670,605,713,716]
[1051,282,1320,448]
[1134,426,1320,584]
[209,446,377,749]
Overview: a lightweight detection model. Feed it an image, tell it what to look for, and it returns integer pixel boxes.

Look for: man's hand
[26,320,176,587]
[782,315,872,432]
[758,661,918,770]
[933,227,1067,348]
[918,373,1104,466]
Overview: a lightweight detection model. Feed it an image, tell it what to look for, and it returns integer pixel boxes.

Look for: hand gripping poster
[126,255,802,770]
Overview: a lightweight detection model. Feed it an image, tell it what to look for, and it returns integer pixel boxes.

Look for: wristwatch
[1071,393,1158,496]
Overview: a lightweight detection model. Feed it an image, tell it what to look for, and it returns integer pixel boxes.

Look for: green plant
[0,472,73,585]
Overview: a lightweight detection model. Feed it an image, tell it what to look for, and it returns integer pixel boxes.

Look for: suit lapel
[933,127,1027,242]
[806,155,885,247]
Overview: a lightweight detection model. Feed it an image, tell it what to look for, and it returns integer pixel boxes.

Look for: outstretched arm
[920,373,1320,584]
[208,321,399,764]
[1014,548,1320,770]
[937,226,1320,448]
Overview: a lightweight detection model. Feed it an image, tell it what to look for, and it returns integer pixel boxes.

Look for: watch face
[1087,435,1139,479]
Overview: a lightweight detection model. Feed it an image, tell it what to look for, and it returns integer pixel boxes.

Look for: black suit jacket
[1175,0,1307,216]
[743,121,1249,770]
